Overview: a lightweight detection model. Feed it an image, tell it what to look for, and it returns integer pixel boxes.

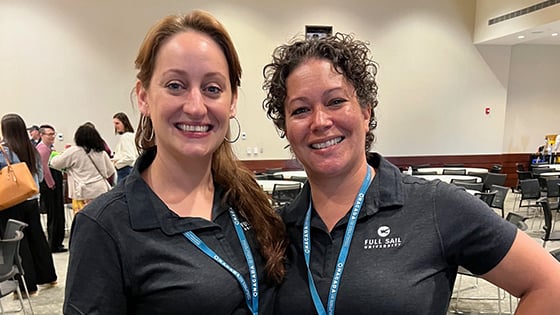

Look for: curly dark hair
[262,32,379,151]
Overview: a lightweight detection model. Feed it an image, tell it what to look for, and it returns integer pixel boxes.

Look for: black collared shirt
[64,148,272,314]
[275,153,516,315]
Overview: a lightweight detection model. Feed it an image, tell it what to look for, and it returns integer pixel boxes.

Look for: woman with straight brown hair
[64,11,286,314]
[0,113,58,297]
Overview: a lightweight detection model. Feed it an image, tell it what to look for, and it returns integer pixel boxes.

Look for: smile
[176,124,211,132]
[311,137,343,149]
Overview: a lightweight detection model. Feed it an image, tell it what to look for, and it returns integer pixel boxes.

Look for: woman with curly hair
[263,33,560,314]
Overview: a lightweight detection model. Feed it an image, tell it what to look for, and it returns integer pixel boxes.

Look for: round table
[415,167,488,175]
[540,172,560,177]
[256,180,302,193]
[532,164,560,171]
[273,170,307,180]
[413,174,482,183]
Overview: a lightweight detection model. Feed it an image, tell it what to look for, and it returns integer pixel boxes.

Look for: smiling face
[284,58,370,179]
[40,127,56,147]
[136,30,236,162]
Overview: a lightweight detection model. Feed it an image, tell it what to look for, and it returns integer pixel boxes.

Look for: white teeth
[311,137,342,149]
[177,124,209,132]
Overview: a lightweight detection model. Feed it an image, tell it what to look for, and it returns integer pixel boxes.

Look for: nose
[183,89,207,117]
[310,106,333,131]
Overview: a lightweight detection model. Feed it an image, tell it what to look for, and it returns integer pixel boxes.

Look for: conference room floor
[4,191,558,315]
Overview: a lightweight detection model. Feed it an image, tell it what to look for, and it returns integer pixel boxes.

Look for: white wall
[0,0,557,158]
[504,45,560,153]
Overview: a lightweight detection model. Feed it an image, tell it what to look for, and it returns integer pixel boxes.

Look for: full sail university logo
[363,225,402,249]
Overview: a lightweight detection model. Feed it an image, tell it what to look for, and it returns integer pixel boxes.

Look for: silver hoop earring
[224,116,241,143]
[141,115,154,142]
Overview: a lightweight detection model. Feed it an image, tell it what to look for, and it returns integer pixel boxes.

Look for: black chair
[442,169,466,175]
[532,167,555,177]
[254,174,267,180]
[0,230,26,314]
[475,191,497,208]
[271,183,302,208]
[550,248,560,262]
[291,176,307,184]
[545,177,560,210]
[515,170,533,188]
[411,164,431,171]
[264,168,283,180]
[505,212,529,231]
[490,184,509,218]
[515,163,525,171]
[267,174,284,180]
[518,179,541,211]
[489,164,503,173]
[513,170,534,201]
[3,219,34,311]
[452,181,483,192]
[467,171,487,184]
[450,178,477,184]
[483,173,507,192]
[538,199,560,248]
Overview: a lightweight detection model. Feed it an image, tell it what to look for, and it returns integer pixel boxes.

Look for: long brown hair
[1,113,39,175]
[133,10,286,283]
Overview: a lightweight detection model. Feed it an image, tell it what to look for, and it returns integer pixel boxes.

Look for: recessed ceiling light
[552,33,559,37]
[517,35,525,39]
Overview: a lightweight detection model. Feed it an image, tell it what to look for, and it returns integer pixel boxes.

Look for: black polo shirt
[275,153,516,315]
[64,148,272,314]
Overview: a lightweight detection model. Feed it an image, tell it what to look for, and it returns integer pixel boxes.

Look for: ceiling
[478,20,560,45]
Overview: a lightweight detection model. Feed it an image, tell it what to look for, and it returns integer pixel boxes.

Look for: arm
[481,231,560,314]
[49,147,74,171]
[102,153,116,178]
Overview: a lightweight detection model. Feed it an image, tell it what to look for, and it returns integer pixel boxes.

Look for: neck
[308,162,372,232]
[143,153,214,219]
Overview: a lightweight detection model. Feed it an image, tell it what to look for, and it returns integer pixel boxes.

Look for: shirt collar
[126,147,229,235]
[282,153,405,227]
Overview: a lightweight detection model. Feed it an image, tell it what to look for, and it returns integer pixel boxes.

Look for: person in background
[0,114,58,296]
[27,125,41,147]
[36,124,67,253]
[64,10,286,314]
[50,124,115,214]
[83,121,115,185]
[262,33,560,314]
[83,121,112,158]
[111,112,138,183]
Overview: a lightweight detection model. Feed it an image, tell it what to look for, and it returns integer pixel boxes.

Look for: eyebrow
[286,87,345,106]
[161,69,228,82]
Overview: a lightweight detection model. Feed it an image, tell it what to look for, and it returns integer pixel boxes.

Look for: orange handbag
[0,145,39,210]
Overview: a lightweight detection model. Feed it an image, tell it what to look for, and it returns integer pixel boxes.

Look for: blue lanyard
[183,208,258,315]
[303,166,372,315]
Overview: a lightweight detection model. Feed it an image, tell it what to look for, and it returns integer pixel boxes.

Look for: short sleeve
[433,182,517,275]
[64,212,128,314]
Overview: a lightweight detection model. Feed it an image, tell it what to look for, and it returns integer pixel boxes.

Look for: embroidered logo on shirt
[377,225,391,237]
[363,225,402,249]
